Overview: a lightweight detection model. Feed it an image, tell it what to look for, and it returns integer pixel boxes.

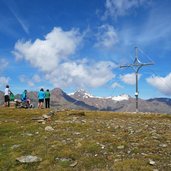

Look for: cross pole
[120,47,154,113]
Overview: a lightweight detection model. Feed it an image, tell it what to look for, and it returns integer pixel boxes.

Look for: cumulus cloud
[14,27,116,88]
[0,76,10,88]
[95,24,118,49]
[111,82,123,88]
[146,73,171,95]
[120,73,141,85]
[13,27,82,72]
[45,61,116,88]
[104,0,150,19]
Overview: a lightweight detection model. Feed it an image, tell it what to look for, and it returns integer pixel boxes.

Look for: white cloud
[45,61,116,88]
[95,24,118,49]
[14,27,117,88]
[0,76,10,88]
[120,73,141,85]
[13,27,82,72]
[111,82,123,88]
[146,73,171,95]
[104,0,149,19]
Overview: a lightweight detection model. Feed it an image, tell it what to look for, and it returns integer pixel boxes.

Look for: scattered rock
[117,145,125,150]
[96,129,101,132]
[73,132,81,135]
[47,111,55,116]
[99,144,105,149]
[159,144,167,148]
[45,126,54,131]
[42,114,50,119]
[81,120,87,123]
[149,159,156,165]
[32,117,44,120]
[37,120,45,123]
[16,155,42,163]
[55,157,72,162]
[22,133,33,136]
[11,144,20,149]
[55,157,77,167]
[70,160,78,167]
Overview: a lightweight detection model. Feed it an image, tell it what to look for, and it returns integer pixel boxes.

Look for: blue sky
[0,0,171,99]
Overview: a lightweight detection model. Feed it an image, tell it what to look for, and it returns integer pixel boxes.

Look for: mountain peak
[69,89,94,98]
[69,90,130,101]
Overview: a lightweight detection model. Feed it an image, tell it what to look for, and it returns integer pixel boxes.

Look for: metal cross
[120,47,154,113]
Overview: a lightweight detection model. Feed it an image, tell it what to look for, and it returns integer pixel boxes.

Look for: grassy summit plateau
[0,108,171,170]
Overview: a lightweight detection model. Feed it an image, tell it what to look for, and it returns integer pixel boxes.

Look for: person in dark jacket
[45,89,50,108]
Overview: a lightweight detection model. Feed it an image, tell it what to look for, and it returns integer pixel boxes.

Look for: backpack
[10,92,15,101]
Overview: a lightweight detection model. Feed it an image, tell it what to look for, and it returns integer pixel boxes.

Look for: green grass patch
[0,108,171,170]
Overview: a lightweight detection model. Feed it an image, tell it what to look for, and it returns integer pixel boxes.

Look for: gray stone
[42,114,50,119]
[45,126,54,131]
[55,157,72,162]
[16,155,42,163]
[149,159,155,165]
[32,117,44,120]
[117,145,125,150]
[37,120,45,123]
[159,144,167,148]
[70,161,78,167]
[47,111,55,116]
[11,144,20,149]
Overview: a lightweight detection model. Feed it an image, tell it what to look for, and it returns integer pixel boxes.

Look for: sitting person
[21,90,30,108]
[21,90,27,102]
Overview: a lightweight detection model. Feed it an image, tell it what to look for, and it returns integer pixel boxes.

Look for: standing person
[38,88,45,109]
[4,85,10,107]
[45,89,50,108]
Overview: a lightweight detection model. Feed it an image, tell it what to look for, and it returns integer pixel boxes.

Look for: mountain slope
[50,88,97,110]
[69,89,130,111]
[69,89,171,113]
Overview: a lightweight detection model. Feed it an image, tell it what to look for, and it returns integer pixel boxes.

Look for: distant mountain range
[0,88,171,114]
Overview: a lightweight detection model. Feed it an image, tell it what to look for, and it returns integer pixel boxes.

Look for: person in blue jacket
[21,90,27,102]
[38,88,45,108]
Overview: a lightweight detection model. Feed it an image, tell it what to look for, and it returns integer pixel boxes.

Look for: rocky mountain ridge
[69,89,171,113]
[0,88,171,113]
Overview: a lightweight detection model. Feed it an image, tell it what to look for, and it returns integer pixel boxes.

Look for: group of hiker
[37,88,50,109]
[4,85,51,109]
